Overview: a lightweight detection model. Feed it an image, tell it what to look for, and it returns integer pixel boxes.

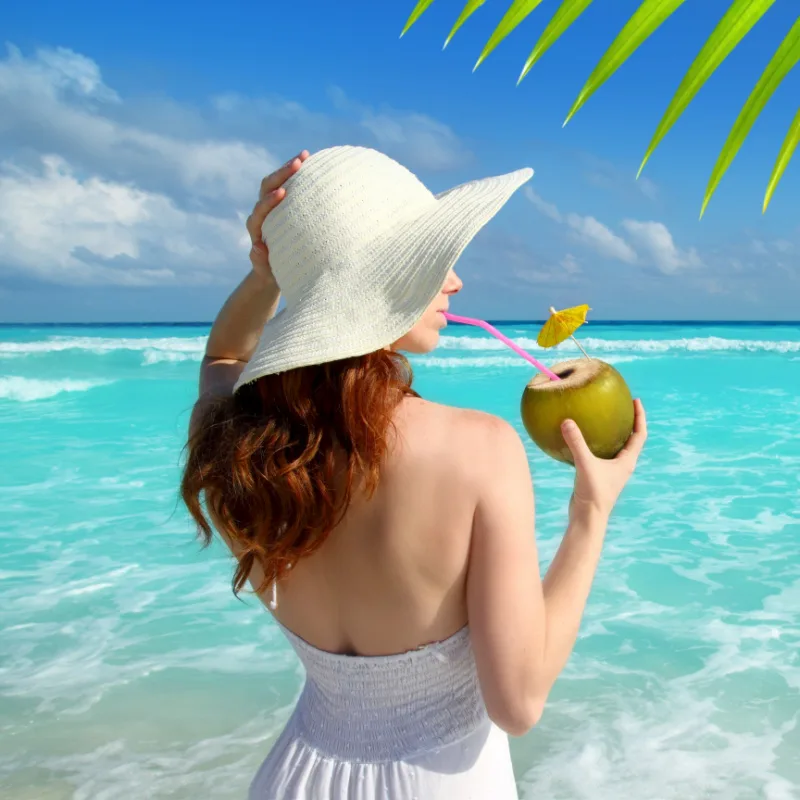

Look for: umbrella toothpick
[538,304,592,357]
[571,335,591,359]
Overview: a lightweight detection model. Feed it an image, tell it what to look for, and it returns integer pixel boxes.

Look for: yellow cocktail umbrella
[537,304,591,358]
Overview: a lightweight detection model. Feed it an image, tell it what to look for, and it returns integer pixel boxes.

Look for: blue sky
[0,0,798,322]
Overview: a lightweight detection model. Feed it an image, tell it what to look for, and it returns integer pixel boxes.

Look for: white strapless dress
[248,621,518,799]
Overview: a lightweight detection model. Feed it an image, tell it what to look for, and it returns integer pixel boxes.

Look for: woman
[182,146,647,799]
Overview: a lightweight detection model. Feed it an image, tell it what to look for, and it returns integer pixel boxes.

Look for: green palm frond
[445,1,487,49]
[518,0,595,84]
[474,1,548,70]
[764,106,800,212]
[401,0,438,38]
[563,0,689,126]
[401,0,800,215]
[702,14,800,217]
[638,0,777,178]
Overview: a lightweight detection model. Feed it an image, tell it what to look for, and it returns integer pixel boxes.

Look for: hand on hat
[246,150,310,284]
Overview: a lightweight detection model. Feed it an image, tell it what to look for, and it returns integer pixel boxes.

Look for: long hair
[180,349,418,596]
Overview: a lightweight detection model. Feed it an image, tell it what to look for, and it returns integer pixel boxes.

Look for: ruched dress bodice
[248,622,518,799]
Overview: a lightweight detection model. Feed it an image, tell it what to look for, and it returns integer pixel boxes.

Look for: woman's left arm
[198,270,280,399]
[196,151,309,403]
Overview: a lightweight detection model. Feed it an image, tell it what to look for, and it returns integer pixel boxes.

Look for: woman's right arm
[466,401,647,736]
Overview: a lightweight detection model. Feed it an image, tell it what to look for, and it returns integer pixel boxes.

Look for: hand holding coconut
[563,398,647,520]
[443,305,644,480]
[520,305,637,464]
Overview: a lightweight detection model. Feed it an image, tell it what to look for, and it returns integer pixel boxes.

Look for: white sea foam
[415,356,534,369]
[62,583,114,597]
[0,377,112,402]
[413,355,641,369]
[12,712,292,800]
[438,334,800,354]
[0,336,206,363]
[519,691,797,800]
[141,349,203,365]
[3,334,797,368]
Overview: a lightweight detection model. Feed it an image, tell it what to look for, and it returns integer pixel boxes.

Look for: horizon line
[1,319,799,327]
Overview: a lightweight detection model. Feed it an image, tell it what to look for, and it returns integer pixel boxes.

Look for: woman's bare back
[247,396,489,656]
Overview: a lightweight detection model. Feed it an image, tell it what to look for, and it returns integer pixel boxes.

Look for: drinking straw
[443,312,561,381]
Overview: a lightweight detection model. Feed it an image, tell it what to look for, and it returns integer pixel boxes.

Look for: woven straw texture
[235,145,533,389]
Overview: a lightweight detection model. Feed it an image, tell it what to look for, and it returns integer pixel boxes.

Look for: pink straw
[443,313,561,381]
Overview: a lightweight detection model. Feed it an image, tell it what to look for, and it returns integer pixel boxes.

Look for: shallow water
[1,322,798,799]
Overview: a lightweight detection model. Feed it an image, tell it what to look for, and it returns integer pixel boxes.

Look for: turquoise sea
[1,321,798,800]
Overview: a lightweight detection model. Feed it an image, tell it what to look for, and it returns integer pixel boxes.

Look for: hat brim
[234,166,534,389]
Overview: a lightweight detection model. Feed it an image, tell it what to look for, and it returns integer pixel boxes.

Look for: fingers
[561,419,594,469]
[260,150,309,199]
[632,398,647,437]
[618,399,647,463]
[247,149,309,246]
[246,189,286,245]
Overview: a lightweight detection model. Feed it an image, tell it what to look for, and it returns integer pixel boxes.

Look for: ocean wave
[22,712,290,800]
[0,377,112,402]
[3,334,796,367]
[415,356,532,369]
[141,349,203,365]
[0,336,206,360]
[413,355,641,369]
[438,335,800,354]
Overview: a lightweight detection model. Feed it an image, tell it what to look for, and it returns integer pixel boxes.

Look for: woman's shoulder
[394,397,524,469]
[401,395,520,434]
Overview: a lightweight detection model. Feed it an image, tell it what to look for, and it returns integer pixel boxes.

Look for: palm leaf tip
[517,49,541,85]
[445,0,486,49]
[564,0,689,129]
[763,106,800,213]
[562,93,585,127]
[703,16,800,218]
[472,54,485,72]
[519,0,596,86]
[475,0,549,72]
[638,0,778,185]
[636,154,650,180]
[401,0,437,37]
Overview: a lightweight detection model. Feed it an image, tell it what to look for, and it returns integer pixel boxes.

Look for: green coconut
[521,358,634,464]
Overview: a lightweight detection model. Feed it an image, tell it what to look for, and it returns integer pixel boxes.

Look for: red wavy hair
[181,349,418,596]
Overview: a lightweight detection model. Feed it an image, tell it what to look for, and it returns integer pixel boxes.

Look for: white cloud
[637,176,659,201]
[0,45,279,204]
[581,155,659,202]
[0,46,472,210]
[526,188,637,263]
[752,237,795,256]
[0,44,475,289]
[0,155,244,285]
[361,111,467,171]
[32,46,120,103]
[208,88,473,174]
[328,86,471,171]
[622,219,703,274]
[525,187,705,273]
[511,261,582,285]
[560,254,581,274]
[566,212,637,264]
[524,188,562,222]
[458,230,580,287]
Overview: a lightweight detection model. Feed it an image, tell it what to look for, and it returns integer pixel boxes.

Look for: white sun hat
[234,145,533,390]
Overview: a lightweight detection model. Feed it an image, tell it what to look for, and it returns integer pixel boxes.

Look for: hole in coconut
[557,367,575,379]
